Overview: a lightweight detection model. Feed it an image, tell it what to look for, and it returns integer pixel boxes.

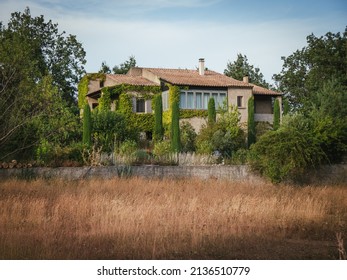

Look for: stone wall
[0,165,346,185]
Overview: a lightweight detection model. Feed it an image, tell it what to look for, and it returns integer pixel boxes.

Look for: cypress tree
[208,97,216,125]
[273,98,280,130]
[283,98,290,115]
[82,104,92,147]
[247,96,256,147]
[153,94,164,141]
[170,86,181,152]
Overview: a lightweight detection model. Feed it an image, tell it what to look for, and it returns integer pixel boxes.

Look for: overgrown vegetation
[1,7,345,184]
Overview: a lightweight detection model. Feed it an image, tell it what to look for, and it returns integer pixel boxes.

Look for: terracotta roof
[250,83,282,96]
[105,74,157,86]
[143,68,251,88]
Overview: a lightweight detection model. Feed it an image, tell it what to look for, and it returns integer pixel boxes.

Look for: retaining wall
[0,164,346,185]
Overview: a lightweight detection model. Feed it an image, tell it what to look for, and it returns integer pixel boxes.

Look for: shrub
[180,121,197,152]
[249,114,326,183]
[92,110,127,153]
[153,141,172,157]
[118,140,138,156]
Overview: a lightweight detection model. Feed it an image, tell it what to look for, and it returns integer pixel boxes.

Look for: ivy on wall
[78,73,106,109]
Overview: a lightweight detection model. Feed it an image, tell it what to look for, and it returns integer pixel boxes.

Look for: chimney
[243,76,249,83]
[199,58,205,75]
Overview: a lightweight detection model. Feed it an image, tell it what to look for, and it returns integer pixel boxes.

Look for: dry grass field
[0,177,346,259]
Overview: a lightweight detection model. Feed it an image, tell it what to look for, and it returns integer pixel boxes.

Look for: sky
[0,0,346,83]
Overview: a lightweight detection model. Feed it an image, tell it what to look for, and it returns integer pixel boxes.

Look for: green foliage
[196,140,213,155]
[78,73,106,108]
[273,27,347,109]
[180,121,197,152]
[247,96,255,147]
[224,53,270,88]
[98,61,111,74]
[273,98,281,130]
[133,114,154,132]
[118,140,138,156]
[82,104,92,147]
[153,94,164,141]
[250,80,347,183]
[208,98,216,124]
[153,141,172,157]
[250,114,326,183]
[92,110,127,153]
[230,148,249,165]
[112,56,137,74]
[255,122,272,140]
[0,8,85,160]
[99,88,112,111]
[180,109,208,119]
[283,98,290,115]
[196,105,245,157]
[169,85,181,152]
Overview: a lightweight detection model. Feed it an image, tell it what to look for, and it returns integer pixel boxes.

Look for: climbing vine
[78,73,106,109]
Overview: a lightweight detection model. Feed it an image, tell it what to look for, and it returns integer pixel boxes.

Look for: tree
[170,86,181,152]
[92,110,127,153]
[273,27,347,110]
[250,79,347,183]
[283,98,290,116]
[82,104,92,147]
[153,94,164,142]
[113,56,137,74]
[208,98,216,125]
[0,8,85,159]
[273,98,280,130]
[197,104,245,157]
[224,53,270,88]
[98,61,111,74]
[247,96,256,147]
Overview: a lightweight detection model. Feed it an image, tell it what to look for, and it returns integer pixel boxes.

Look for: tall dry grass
[0,177,346,259]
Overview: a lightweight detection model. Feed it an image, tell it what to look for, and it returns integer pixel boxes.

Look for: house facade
[84,58,282,133]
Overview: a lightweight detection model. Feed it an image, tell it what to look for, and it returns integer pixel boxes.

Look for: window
[196,92,202,109]
[237,96,243,108]
[187,92,194,109]
[162,91,169,111]
[203,92,210,109]
[180,92,186,109]
[218,93,226,108]
[179,90,227,110]
[136,98,145,113]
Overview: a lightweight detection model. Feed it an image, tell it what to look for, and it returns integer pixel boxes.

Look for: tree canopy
[273,27,347,110]
[99,56,137,74]
[224,53,270,88]
[0,7,85,160]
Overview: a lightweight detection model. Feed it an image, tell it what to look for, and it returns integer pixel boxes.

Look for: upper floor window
[237,96,243,108]
[136,98,145,113]
[180,90,227,110]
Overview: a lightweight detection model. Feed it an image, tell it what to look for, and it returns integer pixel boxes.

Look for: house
[84,58,282,133]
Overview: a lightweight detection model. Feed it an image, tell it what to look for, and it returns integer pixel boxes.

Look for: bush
[180,121,197,152]
[153,141,172,157]
[249,114,326,183]
[118,140,138,156]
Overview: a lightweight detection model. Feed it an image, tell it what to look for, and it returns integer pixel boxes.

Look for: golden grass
[0,177,346,259]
